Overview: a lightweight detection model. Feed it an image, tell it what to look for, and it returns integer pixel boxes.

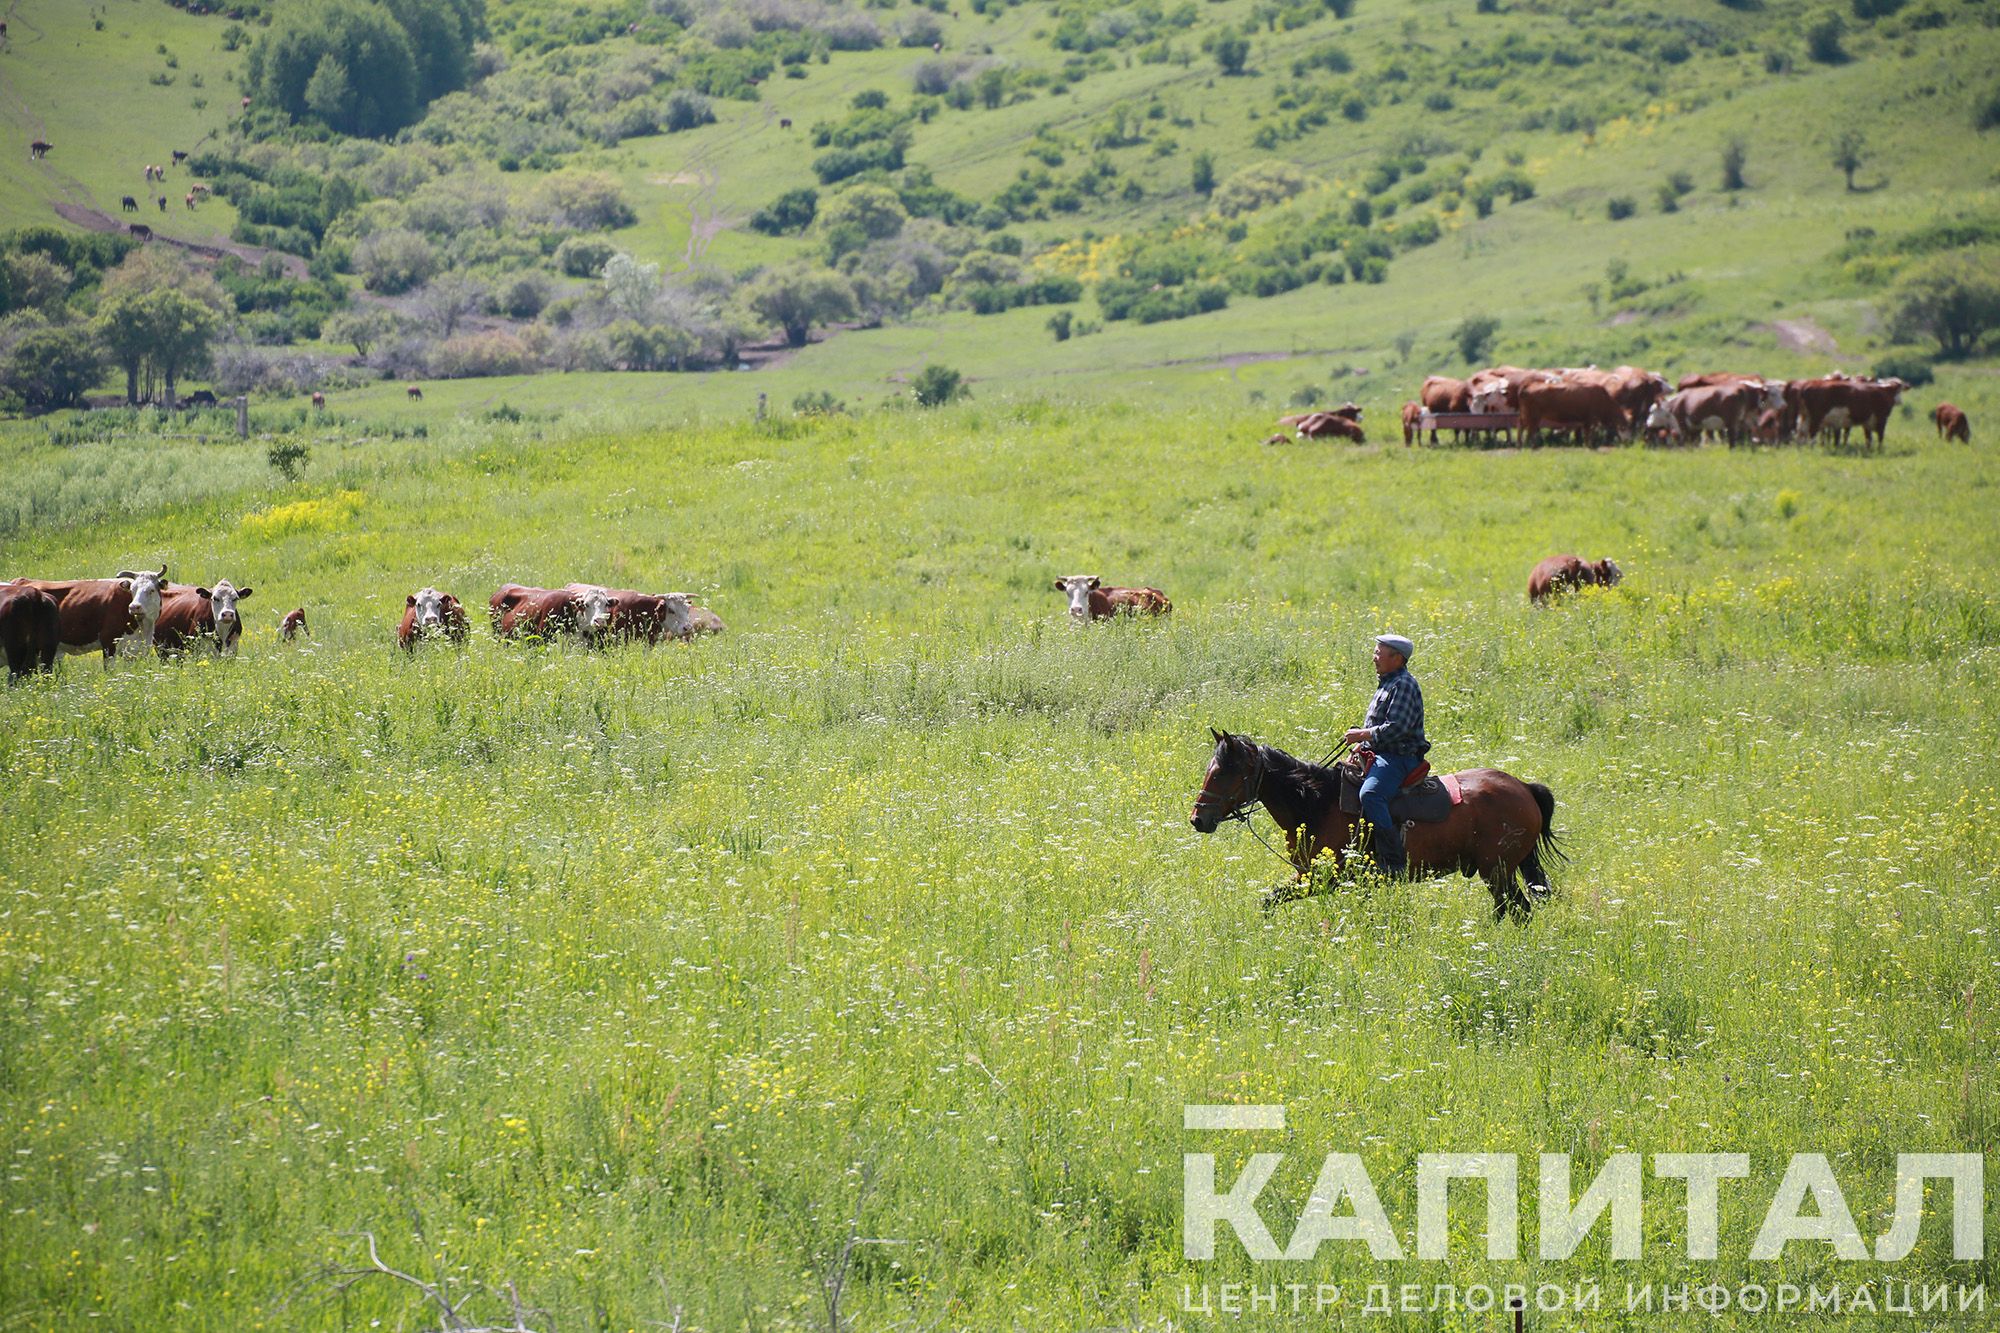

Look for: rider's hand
[1343,727,1371,744]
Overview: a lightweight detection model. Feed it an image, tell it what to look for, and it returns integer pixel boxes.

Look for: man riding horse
[1342,633,1427,877]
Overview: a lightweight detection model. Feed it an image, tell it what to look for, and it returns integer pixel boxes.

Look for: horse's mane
[1254,742,1341,814]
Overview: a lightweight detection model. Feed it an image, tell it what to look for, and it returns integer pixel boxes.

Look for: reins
[1211,739,1353,875]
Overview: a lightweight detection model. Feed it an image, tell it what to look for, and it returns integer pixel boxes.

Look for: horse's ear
[1210,726,1225,743]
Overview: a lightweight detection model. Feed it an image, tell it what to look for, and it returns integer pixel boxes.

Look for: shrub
[1976,86,2000,132]
[1888,250,2000,358]
[1047,309,1072,341]
[354,229,436,295]
[554,235,617,278]
[1804,11,1847,63]
[1454,313,1499,364]
[750,187,820,236]
[1871,351,1933,386]
[910,363,967,406]
[663,89,716,132]
[267,440,311,481]
[1607,196,1637,221]
[1721,138,1748,191]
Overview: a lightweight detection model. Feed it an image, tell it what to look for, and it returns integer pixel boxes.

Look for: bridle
[1196,739,1268,828]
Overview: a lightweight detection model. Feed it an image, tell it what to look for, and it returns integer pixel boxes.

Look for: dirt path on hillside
[53,199,310,277]
[1764,319,1838,357]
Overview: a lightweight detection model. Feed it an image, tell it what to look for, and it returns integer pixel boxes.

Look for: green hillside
[1,0,1996,411]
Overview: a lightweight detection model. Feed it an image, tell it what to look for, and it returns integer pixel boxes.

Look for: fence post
[234,397,249,438]
[756,391,767,422]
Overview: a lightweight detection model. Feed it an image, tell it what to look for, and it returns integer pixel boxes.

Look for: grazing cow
[684,603,726,637]
[406,385,423,400]
[1400,400,1422,446]
[1052,575,1172,621]
[0,585,61,679]
[489,583,614,642]
[190,183,210,198]
[310,391,326,410]
[1468,365,1559,408]
[1932,403,1970,443]
[9,567,169,661]
[242,96,253,109]
[184,192,196,210]
[398,587,470,650]
[1753,408,1785,444]
[1293,411,1365,442]
[1653,381,1780,446]
[779,117,792,129]
[596,587,693,644]
[1420,375,1472,444]
[279,607,309,641]
[1528,554,1623,603]
[29,140,51,160]
[154,579,252,657]
[1518,380,1625,445]
[122,195,139,213]
[129,223,152,242]
[184,389,218,409]
[172,149,189,164]
[156,195,167,212]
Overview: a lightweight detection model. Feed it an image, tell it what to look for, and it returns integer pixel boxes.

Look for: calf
[489,583,614,643]
[9,566,168,660]
[279,607,310,641]
[406,385,424,400]
[1052,575,1172,621]
[1400,400,1422,447]
[0,584,60,679]
[1931,403,1970,443]
[154,579,251,657]
[1528,554,1622,603]
[596,587,693,644]
[310,391,325,410]
[399,587,470,650]
[685,603,726,637]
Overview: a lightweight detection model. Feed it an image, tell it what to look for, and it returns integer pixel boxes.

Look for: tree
[1047,309,1073,341]
[355,229,437,294]
[1,322,104,411]
[1888,251,2000,359]
[975,68,1006,110]
[1207,31,1251,75]
[819,184,908,244]
[601,253,662,323]
[95,250,227,404]
[247,0,419,138]
[1191,151,1216,197]
[326,307,395,357]
[746,264,857,347]
[910,363,967,407]
[1720,137,1748,191]
[413,271,489,338]
[530,171,637,231]
[1804,10,1847,63]
[1454,313,1499,364]
[1831,128,1867,191]
[303,54,353,124]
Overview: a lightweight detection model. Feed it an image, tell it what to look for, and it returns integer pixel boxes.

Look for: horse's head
[1191,728,1265,833]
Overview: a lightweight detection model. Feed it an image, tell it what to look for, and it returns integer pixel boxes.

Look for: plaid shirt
[1363,667,1430,756]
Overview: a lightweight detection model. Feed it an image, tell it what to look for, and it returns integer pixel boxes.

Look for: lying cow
[6,566,168,661]
[399,587,470,650]
[684,603,726,637]
[490,582,613,643]
[1528,554,1623,603]
[1931,402,1970,443]
[596,587,693,644]
[1053,575,1172,621]
[1292,411,1365,442]
[0,584,60,679]
[154,578,252,656]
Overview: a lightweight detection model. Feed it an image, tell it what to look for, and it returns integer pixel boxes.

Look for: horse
[1189,729,1562,920]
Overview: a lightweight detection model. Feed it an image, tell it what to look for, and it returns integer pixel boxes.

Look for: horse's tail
[1526,781,1567,863]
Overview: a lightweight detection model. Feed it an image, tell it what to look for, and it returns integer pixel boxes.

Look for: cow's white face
[1644,402,1678,434]
[1597,559,1623,587]
[658,593,693,639]
[117,566,166,633]
[410,586,448,633]
[574,585,612,632]
[209,579,250,642]
[1469,383,1508,413]
[1054,575,1101,618]
[1878,378,1906,403]
[1755,381,1786,411]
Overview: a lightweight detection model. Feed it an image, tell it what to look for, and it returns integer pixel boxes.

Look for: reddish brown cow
[8,567,168,661]
[154,579,251,657]
[407,385,424,400]
[1400,400,1422,447]
[279,608,310,640]
[1421,375,1471,413]
[1795,377,1904,449]
[1293,411,1365,442]
[593,587,693,644]
[489,583,614,642]
[1528,554,1623,603]
[0,585,60,679]
[1932,403,1970,443]
[1650,382,1779,446]
[1052,575,1172,620]
[399,587,470,650]
[1753,408,1785,444]
[1518,380,1625,445]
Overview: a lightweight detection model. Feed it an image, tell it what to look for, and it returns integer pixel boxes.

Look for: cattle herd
[0,569,727,679]
[1398,365,1970,450]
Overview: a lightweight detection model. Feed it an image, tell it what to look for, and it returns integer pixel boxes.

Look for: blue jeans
[1359,752,1423,870]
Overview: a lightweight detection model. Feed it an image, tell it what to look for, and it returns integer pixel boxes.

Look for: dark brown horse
[1189,729,1562,920]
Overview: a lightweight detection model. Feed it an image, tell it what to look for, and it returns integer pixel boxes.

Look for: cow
[1753,408,1786,444]
[1579,365,1670,429]
[184,192,196,210]
[1795,376,1903,450]
[1932,403,1970,443]
[596,588,693,644]
[406,385,423,400]
[0,584,60,679]
[489,583,614,643]
[779,117,792,129]
[1400,400,1422,447]
[1468,365,1559,408]
[8,567,168,661]
[1052,575,1172,621]
[1653,381,1781,446]
[1420,375,1472,444]
[1278,402,1360,428]
[172,149,189,164]
[684,603,726,637]
[279,607,309,641]
[1518,379,1625,445]
[28,140,51,160]
[398,587,470,650]
[156,195,167,212]
[1293,411,1365,442]
[129,223,152,241]
[184,389,218,409]
[122,195,139,213]
[1528,554,1623,603]
[153,579,252,657]
[310,391,325,410]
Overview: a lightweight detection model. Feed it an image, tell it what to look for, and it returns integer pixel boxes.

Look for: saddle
[1339,752,1462,824]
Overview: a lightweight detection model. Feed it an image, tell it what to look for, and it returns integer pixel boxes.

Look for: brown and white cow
[489,583,614,642]
[1518,379,1626,445]
[0,584,60,679]
[595,587,694,644]
[7,567,168,660]
[1052,575,1172,621]
[398,587,470,650]
[684,603,726,637]
[1649,381,1783,446]
[1794,376,1903,449]
[1932,403,1970,443]
[153,579,253,656]
[1528,554,1623,603]
[279,607,310,640]
[1291,411,1365,442]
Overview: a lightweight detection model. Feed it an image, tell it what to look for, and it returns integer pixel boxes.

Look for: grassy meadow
[2,399,1998,1329]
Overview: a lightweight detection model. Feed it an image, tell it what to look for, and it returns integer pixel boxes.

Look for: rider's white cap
[1375,633,1414,660]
